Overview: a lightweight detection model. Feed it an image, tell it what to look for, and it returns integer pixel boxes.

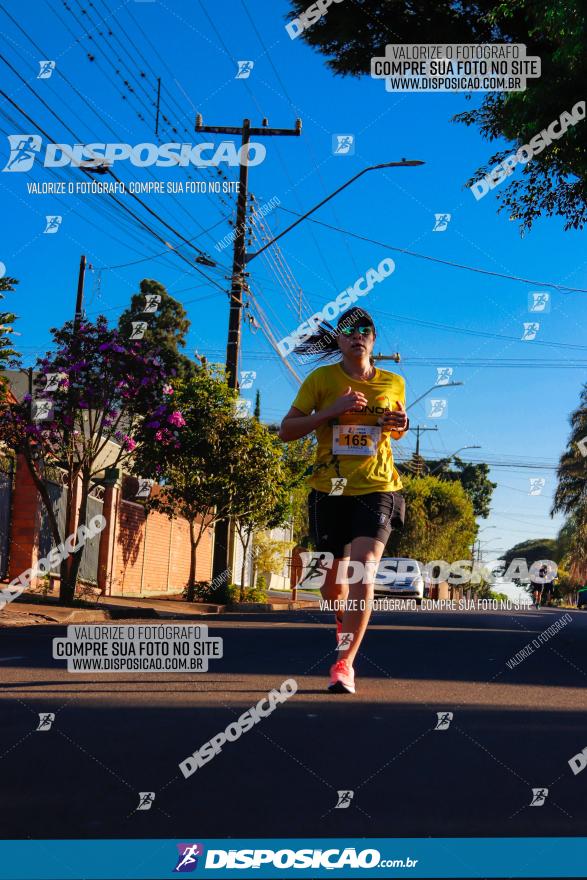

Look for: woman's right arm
[278,405,335,442]
[278,386,368,442]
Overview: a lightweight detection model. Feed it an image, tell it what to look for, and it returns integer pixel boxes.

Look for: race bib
[332,424,381,456]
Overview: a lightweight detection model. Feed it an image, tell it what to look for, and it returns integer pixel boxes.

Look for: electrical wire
[246,288,302,386]
[118,0,238,206]
[39,0,236,223]
[0,50,225,265]
[367,306,587,352]
[238,0,363,280]
[275,206,587,294]
[0,88,229,294]
[250,218,307,321]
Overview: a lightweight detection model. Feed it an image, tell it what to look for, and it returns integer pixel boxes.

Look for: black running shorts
[308,489,405,559]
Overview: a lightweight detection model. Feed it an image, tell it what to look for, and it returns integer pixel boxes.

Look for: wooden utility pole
[195,115,302,389]
[196,116,302,583]
[155,78,161,137]
[411,424,438,476]
[74,255,86,329]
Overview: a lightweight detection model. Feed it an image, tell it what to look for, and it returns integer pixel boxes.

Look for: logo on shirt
[353,405,387,414]
[352,393,395,415]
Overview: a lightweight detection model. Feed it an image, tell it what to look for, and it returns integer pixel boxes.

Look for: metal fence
[79,491,103,584]
[38,480,102,584]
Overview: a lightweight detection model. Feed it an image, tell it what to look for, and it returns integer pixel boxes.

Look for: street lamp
[452,445,481,457]
[427,445,481,476]
[474,537,503,565]
[245,159,425,262]
[407,381,463,411]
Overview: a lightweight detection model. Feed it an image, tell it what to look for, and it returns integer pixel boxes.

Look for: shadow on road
[0,697,586,840]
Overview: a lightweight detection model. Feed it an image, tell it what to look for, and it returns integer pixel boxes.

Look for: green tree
[387,475,477,562]
[552,382,587,581]
[0,276,19,374]
[281,437,315,545]
[552,383,587,581]
[501,538,561,575]
[287,0,587,231]
[228,418,290,597]
[118,279,196,380]
[231,430,314,597]
[252,531,295,586]
[133,363,238,588]
[557,515,578,560]
[253,389,261,422]
[552,382,587,517]
[0,316,181,604]
[135,367,314,599]
[555,514,587,583]
[402,457,496,518]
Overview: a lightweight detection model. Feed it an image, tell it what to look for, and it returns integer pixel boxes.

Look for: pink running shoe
[328,659,356,694]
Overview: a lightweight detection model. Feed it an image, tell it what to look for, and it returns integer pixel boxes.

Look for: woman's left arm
[379,399,409,439]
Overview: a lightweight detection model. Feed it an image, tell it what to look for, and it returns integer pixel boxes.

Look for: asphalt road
[1,606,586,841]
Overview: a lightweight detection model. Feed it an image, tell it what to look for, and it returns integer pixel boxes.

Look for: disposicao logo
[2,135,266,171]
[174,843,205,872]
[201,846,382,870]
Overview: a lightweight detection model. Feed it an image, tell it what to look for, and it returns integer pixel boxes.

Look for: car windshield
[376,559,422,577]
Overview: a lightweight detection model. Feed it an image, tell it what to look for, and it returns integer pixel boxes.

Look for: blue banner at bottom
[0,837,586,879]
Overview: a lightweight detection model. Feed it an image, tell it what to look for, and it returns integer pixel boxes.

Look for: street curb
[40,608,117,623]
[225,601,314,612]
[2,596,317,626]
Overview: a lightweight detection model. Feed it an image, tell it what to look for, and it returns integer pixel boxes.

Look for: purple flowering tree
[0,316,184,604]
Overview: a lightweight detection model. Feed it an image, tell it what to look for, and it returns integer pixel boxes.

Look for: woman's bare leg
[335,536,385,666]
[320,552,350,625]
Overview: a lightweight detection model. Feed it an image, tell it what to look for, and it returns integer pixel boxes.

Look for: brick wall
[109,495,214,597]
[8,454,41,584]
[6,455,215,597]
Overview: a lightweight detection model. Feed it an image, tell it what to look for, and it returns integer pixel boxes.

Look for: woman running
[279,307,409,694]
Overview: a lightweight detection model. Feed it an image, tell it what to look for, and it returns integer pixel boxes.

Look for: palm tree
[556,514,587,584]
[552,383,587,580]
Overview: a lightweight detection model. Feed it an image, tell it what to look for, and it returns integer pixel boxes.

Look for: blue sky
[1,0,586,562]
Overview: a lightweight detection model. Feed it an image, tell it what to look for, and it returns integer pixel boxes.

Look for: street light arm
[407,381,463,411]
[245,160,424,262]
[427,445,481,477]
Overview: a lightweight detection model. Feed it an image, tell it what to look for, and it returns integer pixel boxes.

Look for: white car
[374,557,425,604]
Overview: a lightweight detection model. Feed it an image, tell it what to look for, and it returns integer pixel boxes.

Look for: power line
[394,358,587,368]
[247,288,302,386]
[197,0,341,293]
[368,307,587,352]
[39,0,236,223]
[238,0,364,281]
[0,120,186,277]
[276,206,587,294]
[396,459,558,471]
[70,0,158,118]
[0,107,194,286]
[0,50,217,263]
[94,216,229,270]
[199,346,587,369]
[250,211,310,319]
[0,87,229,294]
[117,0,238,210]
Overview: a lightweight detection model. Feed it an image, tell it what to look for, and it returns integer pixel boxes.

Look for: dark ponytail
[293,320,340,363]
[293,307,376,364]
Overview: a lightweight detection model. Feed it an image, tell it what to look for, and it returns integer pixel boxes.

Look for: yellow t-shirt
[292,363,406,496]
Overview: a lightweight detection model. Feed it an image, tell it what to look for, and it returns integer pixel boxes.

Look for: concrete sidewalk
[0,591,317,626]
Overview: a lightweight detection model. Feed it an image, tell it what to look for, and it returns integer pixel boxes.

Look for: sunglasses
[339,324,373,337]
